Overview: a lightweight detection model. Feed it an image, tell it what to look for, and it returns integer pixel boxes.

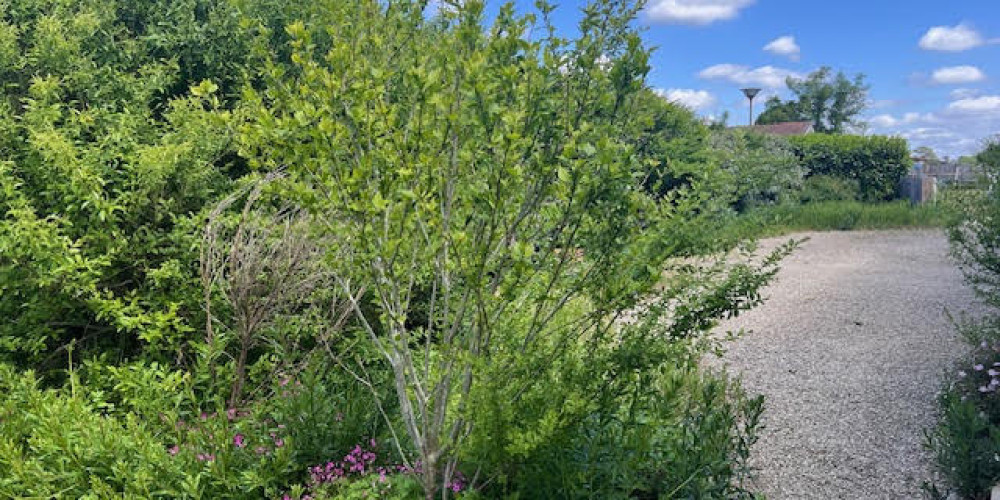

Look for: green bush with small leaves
[0,0,789,498]
[930,138,1000,499]
[789,134,911,202]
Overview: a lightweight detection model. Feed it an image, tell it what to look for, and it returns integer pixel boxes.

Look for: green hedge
[789,134,911,202]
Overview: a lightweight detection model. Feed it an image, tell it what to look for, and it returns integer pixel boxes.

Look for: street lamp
[741,88,761,126]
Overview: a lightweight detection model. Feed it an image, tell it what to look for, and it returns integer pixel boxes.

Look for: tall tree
[913,146,940,162]
[755,96,804,125]
[755,67,869,134]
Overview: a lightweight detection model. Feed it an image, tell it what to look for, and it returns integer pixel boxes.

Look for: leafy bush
[489,365,764,499]
[0,0,787,498]
[711,129,805,211]
[950,140,1000,309]
[798,175,860,203]
[0,363,297,498]
[236,1,789,496]
[630,89,714,199]
[789,134,911,202]
[926,334,1000,500]
[930,138,1000,498]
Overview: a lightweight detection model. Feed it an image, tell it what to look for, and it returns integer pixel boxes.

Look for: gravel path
[715,230,982,499]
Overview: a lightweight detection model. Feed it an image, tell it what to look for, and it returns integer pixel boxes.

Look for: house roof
[746,121,814,136]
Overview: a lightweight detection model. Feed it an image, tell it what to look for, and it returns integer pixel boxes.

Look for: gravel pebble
[714,230,984,499]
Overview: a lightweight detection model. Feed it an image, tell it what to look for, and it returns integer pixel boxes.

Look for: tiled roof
[744,121,815,136]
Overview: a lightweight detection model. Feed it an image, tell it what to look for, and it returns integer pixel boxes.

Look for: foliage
[237,0,786,496]
[950,139,1000,308]
[483,362,767,499]
[798,175,860,203]
[926,335,1000,500]
[0,363,296,498]
[0,0,790,498]
[0,0,259,372]
[789,134,911,202]
[913,146,940,162]
[631,88,714,199]
[726,201,948,240]
[930,138,1000,499]
[754,96,802,125]
[711,129,805,211]
[756,66,869,134]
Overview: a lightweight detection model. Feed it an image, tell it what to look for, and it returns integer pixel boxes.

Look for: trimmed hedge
[789,134,911,202]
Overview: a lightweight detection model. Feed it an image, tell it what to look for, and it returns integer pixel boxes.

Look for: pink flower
[197,453,215,462]
[168,445,179,456]
[233,434,246,448]
[255,446,269,455]
[227,408,238,420]
[274,437,285,448]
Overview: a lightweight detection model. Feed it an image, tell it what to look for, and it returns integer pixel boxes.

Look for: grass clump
[727,200,949,239]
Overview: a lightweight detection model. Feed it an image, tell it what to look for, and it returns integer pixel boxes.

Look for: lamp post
[741,88,761,126]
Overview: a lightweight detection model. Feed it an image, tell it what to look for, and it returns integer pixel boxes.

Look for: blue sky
[457,0,1000,157]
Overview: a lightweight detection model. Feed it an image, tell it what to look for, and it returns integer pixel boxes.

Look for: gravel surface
[714,230,983,499]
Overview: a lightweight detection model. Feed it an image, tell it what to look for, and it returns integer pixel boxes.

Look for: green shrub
[0,363,295,498]
[789,134,911,202]
[799,175,860,203]
[490,366,763,499]
[926,335,1000,499]
[930,138,1000,498]
[631,89,714,200]
[0,0,786,498]
[711,129,805,211]
[950,140,1000,309]
[238,1,788,497]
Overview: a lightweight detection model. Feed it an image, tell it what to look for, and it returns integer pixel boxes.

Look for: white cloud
[931,65,986,85]
[947,95,1000,113]
[868,95,1000,157]
[869,115,897,128]
[919,23,987,52]
[950,88,983,100]
[646,0,755,25]
[698,64,801,88]
[868,112,937,128]
[654,88,717,110]
[763,36,800,61]
[870,99,903,110]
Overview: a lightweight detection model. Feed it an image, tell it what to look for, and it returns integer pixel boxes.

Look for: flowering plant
[952,340,1000,421]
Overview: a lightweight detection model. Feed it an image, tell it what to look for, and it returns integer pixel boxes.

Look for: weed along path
[714,230,981,499]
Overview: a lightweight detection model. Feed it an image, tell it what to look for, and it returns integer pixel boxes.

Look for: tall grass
[729,201,951,239]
